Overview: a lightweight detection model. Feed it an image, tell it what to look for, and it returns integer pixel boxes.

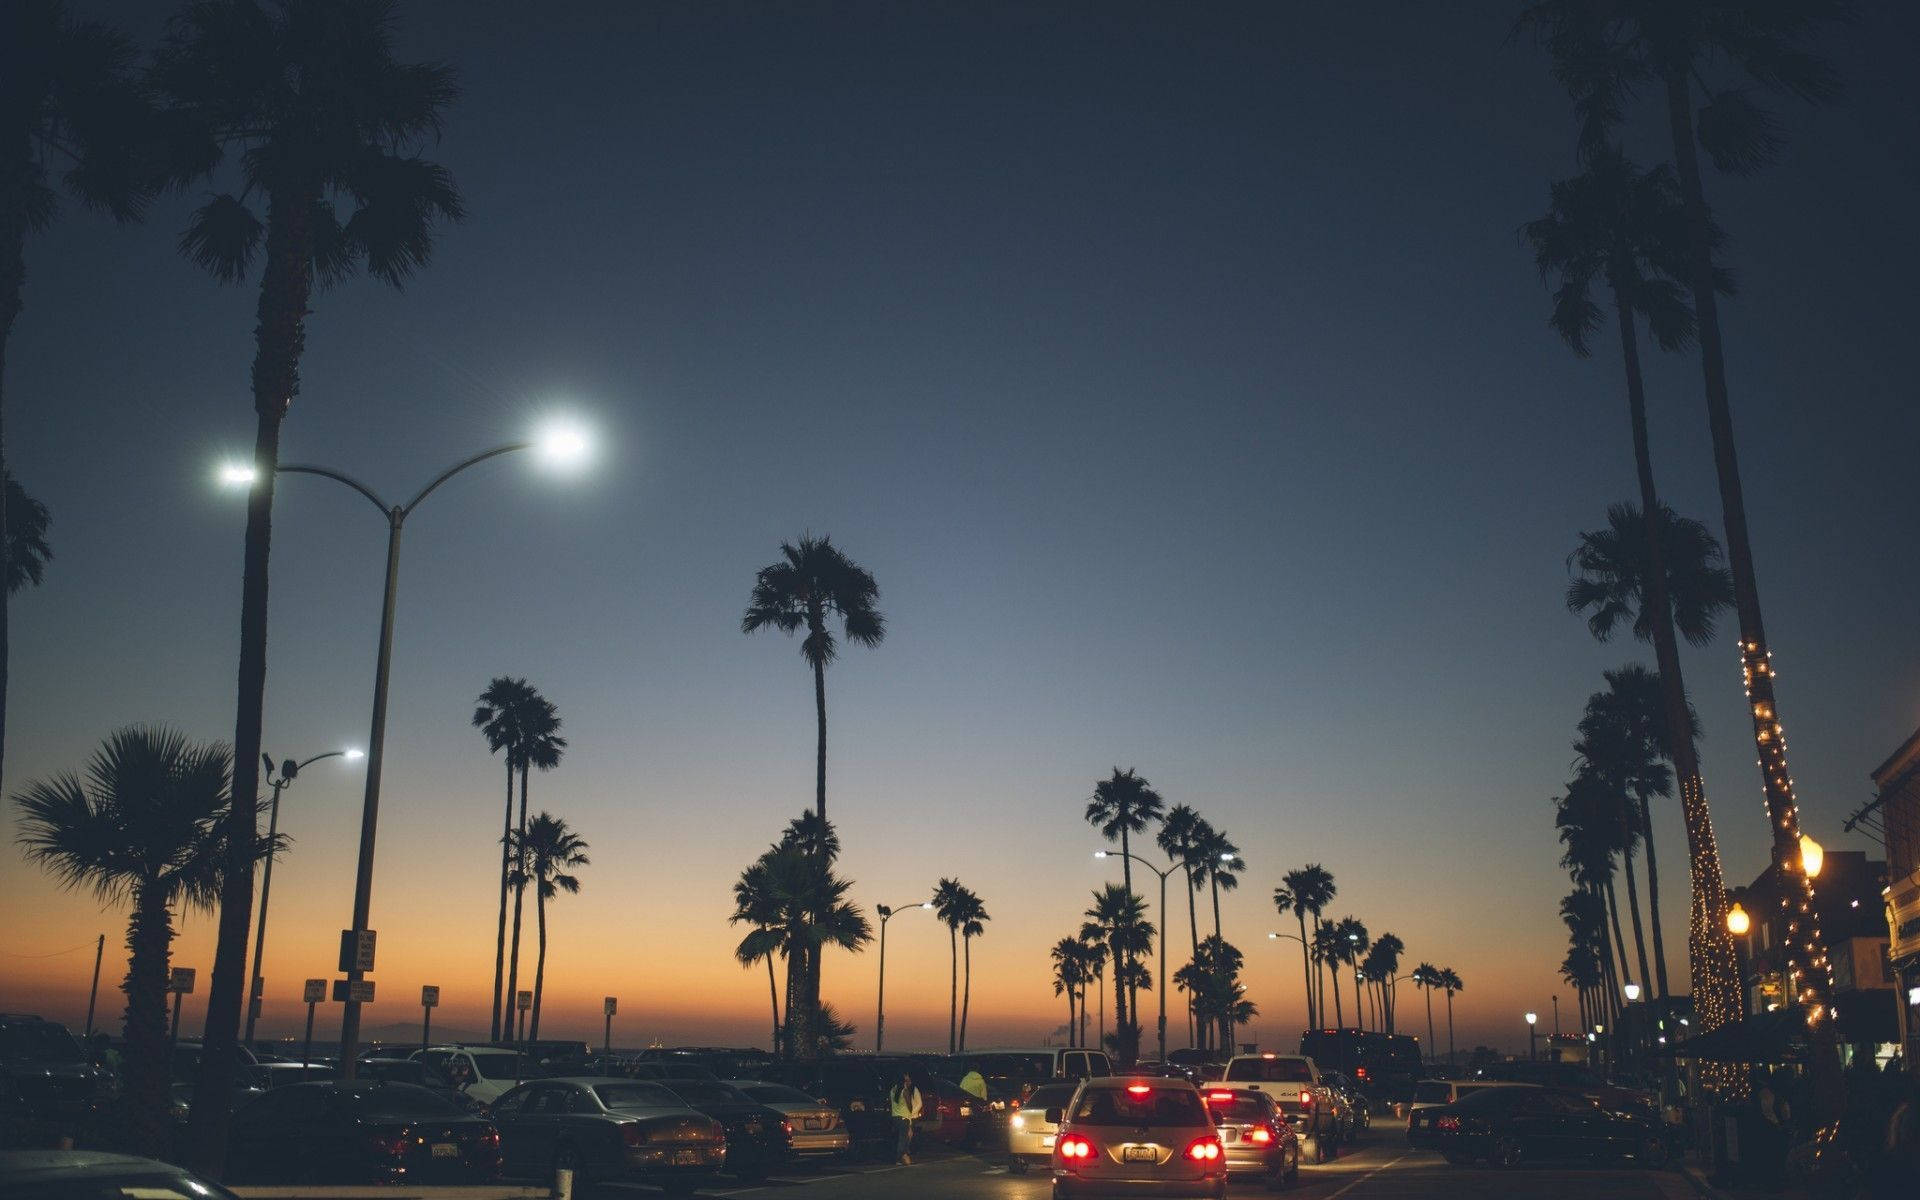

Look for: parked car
[356,1058,484,1112]
[0,1014,115,1146]
[517,1040,592,1074]
[488,1077,727,1192]
[169,1040,262,1086]
[1472,1060,1655,1115]
[1405,1078,1537,1127]
[1220,1054,1336,1145]
[617,1060,719,1083]
[255,1061,337,1089]
[637,1047,777,1079]
[1052,1077,1226,1199]
[1406,1084,1666,1168]
[411,1045,537,1104]
[657,1079,792,1181]
[1006,1080,1079,1174]
[726,1080,850,1160]
[959,1048,1112,1093]
[226,1080,501,1184]
[1321,1071,1368,1136]
[756,1059,895,1157]
[1203,1084,1301,1190]
[0,1150,241,1200]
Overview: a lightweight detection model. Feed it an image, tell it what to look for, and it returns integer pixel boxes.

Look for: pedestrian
[889,1070,923,1165]
[1866,1078,1918,1200]
[960,1066,988,1103]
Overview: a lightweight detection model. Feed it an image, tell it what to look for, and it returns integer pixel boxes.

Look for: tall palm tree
[1556,774,1629,1005]
[1520,0,1849,1088]
[1411,963,1440,1062]
[1051,936,1084,1046]
[743,828,872,1059]
[741,534,885,825]
[1331,917,1369,1026]
[1085,767,1164,1020]
[5,473,51,594]
[1157,804,1206,1041]
[472,676,535,1042]
[1368,933,1404,1033]
[511,812,587,1042]
[1312,924,1345,1027]
[154,3,465,1157]
[932,878,971,1054]
[1436,967,1463,1066]
[13,726,241,1157]
[731,860,786,1056]
[1,2,150,795]
[1279,865,1335,1027]
[1195,827,1242,940]
[1082,884,1154,1065]
[1080,938,1108,1051]
[958,892,988,1053]
[502,693,565,1046]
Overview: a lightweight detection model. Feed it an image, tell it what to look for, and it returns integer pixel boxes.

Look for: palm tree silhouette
[1410,964,1440,1062]
[473,676,535,1042]
[1051,936,1085,1046]
[959,893,989,1053]
[1195,826,1242,940]
[1556,774,1629,1008]
[500,692,565,1044]
[741,534,885,825]
[932,878,971,1054]
[731,858,788,1056]
[1156,805,1206,1042]
[4,474,51,595]
[749,828,871,1059]
[1080,938,1108,1051]
[154,2,464,1150]
[512,812,588,1042]
[14,726,251,1156]
[1435,967,1463,1066]
[1278,865,1335,1027]
[1082,884,1154,1065]
[1085,767,1164,1021]
[1,3,151,794]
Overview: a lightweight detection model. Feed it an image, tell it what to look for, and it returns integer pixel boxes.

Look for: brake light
[621,1123,648,1147]
[1057,1134,1095,1160]
[1436,1116,1461,1132]
[1356,1067,1370,1080]
[1207,1091,1234,1103]
[1250,1126,1274,1145]
[1126,1084,1152,1096]
[366,1132,406,1157]
[1300,1092,1314,1108]
[1186,1137,1223,1161]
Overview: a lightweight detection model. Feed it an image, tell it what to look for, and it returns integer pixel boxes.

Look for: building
[1868,726,1920,1073]
[1726,848,1897,1066]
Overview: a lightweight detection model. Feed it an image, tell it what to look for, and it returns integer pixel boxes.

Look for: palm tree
[742,827,872,1059]
[958,892,989,1053]
[5,473,51,594]
[1195,827,1242,940]
[1312,924,1346,1027]
[1556,774,1629,1005]
[502,693,565,1045]
[511,812,587,1042]
[1368,933,1405,1033]
[932,878,966,1054]
[731,859,786,1056]
[1,3,150,795]
[741,534,885,825]
[1082,884,1154,1065]
[472,676,535,1041]
[1051,937,1085,1046]
[1157,805,1206,1042]
[154,2,464,1153]
[1279,865,1335,1027]
[1411,963,1440,1062]
[13,727,242,1157]
[1086,767,1164,1020]
[1436,967,1463,1066]
[1080,938,1108,1051]
[1328,917,1368,1028]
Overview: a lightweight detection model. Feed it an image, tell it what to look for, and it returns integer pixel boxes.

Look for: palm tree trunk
[0,204,21,798]
[1111,939,1128,1060]
[505,766,530,1031]
[1621,846,1653,1000]
[811,643,827,823]
[1311,916,1327,1027]
[1613,283,1737,1028]
[1445,990,1456,1065]
[1602,877,1632,994]
[1185,868,1200,1048]
[1328,958,1344,1028]
[948,925,958,1055]
[960,934,973,1052]
[123,882,175,1159]
[767,954,781,1055]
[1424,987,1436,1063]
[192,189,316,1175]
[782,938,804,1059]
[1637,793,1672,1001]
[491,762,512,1043]
[529,885,548,1042]
[1295,912,1314,1028]
[1209,875,1222,940]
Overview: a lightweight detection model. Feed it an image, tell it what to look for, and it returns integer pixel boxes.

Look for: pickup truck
[1220,1053,1335,1142]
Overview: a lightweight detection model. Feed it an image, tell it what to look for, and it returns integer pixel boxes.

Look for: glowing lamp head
[919,901,933,909]
[1093,850,1110,858]
[220,463,258,486]
[1799,834,1824,879]
[1525,1012,1537,1026]
[1726,902,1750,936]
[343,748,366,761]
[1623,982,1642,1002]
[533,420,591,468]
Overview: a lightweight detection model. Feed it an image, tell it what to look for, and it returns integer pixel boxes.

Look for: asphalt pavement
[584,1126,1703,1199]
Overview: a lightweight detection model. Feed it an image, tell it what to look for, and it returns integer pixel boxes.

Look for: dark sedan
[227,1080,501,1184]
[489,1077,727,1192]
[1406,1084,1666,1168]
[1,1150,240,1200]
[659,1079,793,1181]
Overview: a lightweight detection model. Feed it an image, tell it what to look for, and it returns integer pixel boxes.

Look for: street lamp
[1094,849,1175,1065]
[243,748,363,1048]
[1726,903,1751,936]
[1525,1011,1538,1061]
[1798,834,1824,879]
[875,899,933,1054]
[1623,981,1642,1003]
[1268,931,1307,1028]
[228,422,591,1074]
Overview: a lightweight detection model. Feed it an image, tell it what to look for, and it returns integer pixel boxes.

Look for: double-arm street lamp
[1093,849,1207,1066]
[224,422,590,1074]
[244,748,363,1048]
[874,899,934,1054]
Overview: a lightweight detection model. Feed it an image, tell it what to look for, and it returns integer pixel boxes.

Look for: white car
[410,1045,536,1105]
[1219,1053,1334,1143]
[1005,1080,1080,1174]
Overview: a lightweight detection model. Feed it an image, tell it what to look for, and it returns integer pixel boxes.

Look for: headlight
[991,1100,1007,1111]
[1011,1114,1026,1131]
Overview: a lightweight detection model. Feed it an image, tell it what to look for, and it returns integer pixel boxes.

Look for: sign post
[603,996,617,1071]
[421,985,440,1051]
[302,979,325,1079]
[168,967,196,1046]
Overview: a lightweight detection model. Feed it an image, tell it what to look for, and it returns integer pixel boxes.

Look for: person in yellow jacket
[889,1070,924,1164]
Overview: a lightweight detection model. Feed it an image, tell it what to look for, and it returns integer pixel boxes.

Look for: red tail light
[1186,1136,1223,1161]
[1126,1083,1152,1095]
[479,1128,500,1149]
[1207,1091,1235,1103]
[1435,1116,1461,1132]
[1057,1134,1095,1160]
[366,1132,406,1157]
[1249,1125,1274,1145]
[1299,1092,1314,1108]
[621,1123,648,1147]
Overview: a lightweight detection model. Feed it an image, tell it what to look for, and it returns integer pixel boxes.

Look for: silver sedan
[726,1081,852,1160]
[1007,1082,1081,1174]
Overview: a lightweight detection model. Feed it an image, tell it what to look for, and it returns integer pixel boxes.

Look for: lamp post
[227,423,589,1075]
[1095,849,1175,1064]
[1552,993,1560,1041]
[875,899,933,1054]
[1726,902,1753,1020]
[1525,1011,1538,1061]
[243,748,363,1048]
[1268,931,1306,1030]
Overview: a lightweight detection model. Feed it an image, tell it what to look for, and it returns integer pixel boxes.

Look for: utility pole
[83,934,104,1038]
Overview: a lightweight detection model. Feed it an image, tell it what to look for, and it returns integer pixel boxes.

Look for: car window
[1224,1058,1313,1083]
[596,1083,686,1110]
[669,1081,750,1105]
[1412,1082,1454,1104]
[0,1022,85,1062]
[743,1084,821,1106]
[490,1087,529,1115]
[1203,1091,1273,1122]
[255,1085,331,1123]
[1024,1084,1078,1111]
[351,1083,463,1119]
[466,1050,528,1081]
[1086,1053,1112,1076]
[1545,1091,1596,1116]
[1071,1086,1208,1127]
[1454,1086,1526,1110]
[969,1053,1054,1081]
[522,1085,570,1114]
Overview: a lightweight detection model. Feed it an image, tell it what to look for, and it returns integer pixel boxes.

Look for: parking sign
[303,979,326,1003]
[421,985,440,1008]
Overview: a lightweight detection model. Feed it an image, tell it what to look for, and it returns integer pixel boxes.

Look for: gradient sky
[4,1,1917,1058]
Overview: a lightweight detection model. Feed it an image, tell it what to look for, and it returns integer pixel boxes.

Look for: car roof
[1081,1075,1201,1089]
[0,1151,179,1179]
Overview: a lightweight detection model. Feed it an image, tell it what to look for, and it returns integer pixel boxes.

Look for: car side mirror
[1044,1107,1063,1125]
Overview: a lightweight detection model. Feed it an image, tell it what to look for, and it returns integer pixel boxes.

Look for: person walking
[889,1070,924,1165]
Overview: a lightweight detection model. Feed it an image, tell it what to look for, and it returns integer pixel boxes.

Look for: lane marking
[1324,1153,1408,1199]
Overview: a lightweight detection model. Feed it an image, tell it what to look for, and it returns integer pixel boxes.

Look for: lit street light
[1726,903,1751,936]
[874,898,933,1054]
[1094,848,1176,1065]
[1525,1011,1538,1061]
[244,748,363,1048]
[226,422,590,1074]
[1623,981,1642,1003]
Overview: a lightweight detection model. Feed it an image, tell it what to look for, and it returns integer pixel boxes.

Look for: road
[584,1128,1701,1199]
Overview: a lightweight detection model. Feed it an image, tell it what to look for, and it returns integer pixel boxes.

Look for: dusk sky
[4,1,1917,1058]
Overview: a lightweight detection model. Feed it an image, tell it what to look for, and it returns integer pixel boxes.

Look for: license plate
[1221,1128,1239,1142]
[430,1143,457,1159]
[1124,1145,1156,1162]
[1041,1135,1056,1148]
[673,1149,700,1166]
[803,1118,824,1130]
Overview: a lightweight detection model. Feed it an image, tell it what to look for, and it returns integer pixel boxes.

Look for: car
[657,1079,792,1181]
[226,1080,501,1184]
[1219,1054,1336,1145]
[637,1047,777,1079]
[1051,1076,1227,1199]
[488,1076,727,1193]
[1320,1071,1368,1136]
[756,1058,896,1157]
[1007,1081,1080,1174]
[726,1080,851,1160]
[1404,1077,1537,1128]
[0,1150,241,1200]
[1298,1029,1422,1106]
[1202,1085,1301,1191]
[411,1044,538,1104]
[255,1061,338,1088]
[1406,1084,1666,1168]
[356,1057,485,1112]
[0,1015,116,1145]
[617,1060,719,1083]
[169,1040,262,1085]
[517,1040,593,1074]
[961,1048,1114,1093]
[1471,1060,1655,1114]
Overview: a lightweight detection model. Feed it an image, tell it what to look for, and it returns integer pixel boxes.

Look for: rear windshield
[969,1053,1053,1080]
[351,1084,461,1119]
[669,1081,749,1105]
[596,1083,685,1110]
[742,1084,820,1106]
[1412,1082,1453,1104]
[1071,1086,1208,1128]
[0,1022,84,1062]
[1024,1084,1078,1111]
[465,1050,530,1080]
[1224,1058,1313,1083]
[1204,1093,1272,1122]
